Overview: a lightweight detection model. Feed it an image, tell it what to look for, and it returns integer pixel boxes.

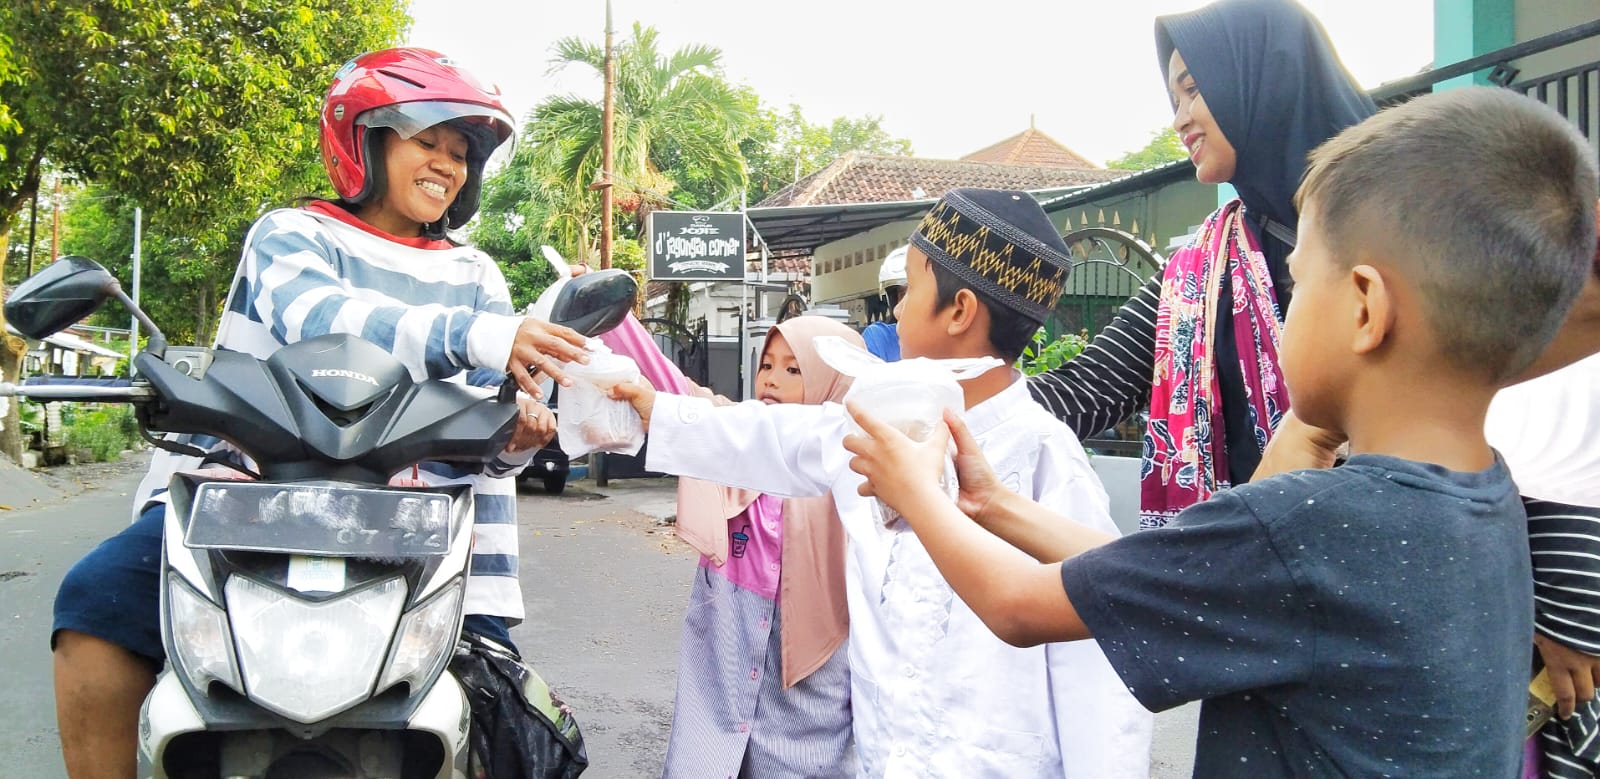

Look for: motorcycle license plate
[184,482,454,557]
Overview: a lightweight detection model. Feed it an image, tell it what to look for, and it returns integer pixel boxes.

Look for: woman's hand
[1536,633,1600,720]
[507,318,590,399]
[843,402,953,518]
[506,397,557,453]
[687,379,736,407]
[1254,409,1345,480]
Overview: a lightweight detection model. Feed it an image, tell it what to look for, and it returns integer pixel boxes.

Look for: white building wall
[1513,0,1600,83]
[808,207,1139,323]
[809,219,919,311]
[641,279,795,338]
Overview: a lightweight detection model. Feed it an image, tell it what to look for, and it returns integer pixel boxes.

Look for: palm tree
[522,23,752,259]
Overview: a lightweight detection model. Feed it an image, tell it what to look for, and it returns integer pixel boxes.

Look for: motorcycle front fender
[138,668,472,779]
[138,670,205,779]
[409,669,472,779]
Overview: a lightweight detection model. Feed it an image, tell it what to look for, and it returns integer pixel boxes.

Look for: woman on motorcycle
[50,48,587,778]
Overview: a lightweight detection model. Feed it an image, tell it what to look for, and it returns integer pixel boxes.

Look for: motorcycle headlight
[226,575,406,723]
[167,574,241,693]
[377,578,464,695]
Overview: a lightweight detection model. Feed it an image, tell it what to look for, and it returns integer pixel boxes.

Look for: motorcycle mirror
[543,269,637,338]
[4,256,119,339]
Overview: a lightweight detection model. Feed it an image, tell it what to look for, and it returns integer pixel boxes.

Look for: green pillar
[1434,0,1515,89]
[1215,182,1236,208]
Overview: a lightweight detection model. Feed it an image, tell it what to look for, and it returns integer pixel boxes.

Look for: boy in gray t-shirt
[843,87,1598,776]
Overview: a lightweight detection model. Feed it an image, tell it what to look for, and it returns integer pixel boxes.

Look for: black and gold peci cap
[909,188,1072,325]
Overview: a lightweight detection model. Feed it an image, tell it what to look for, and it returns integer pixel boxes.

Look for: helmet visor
[359,101,515,152]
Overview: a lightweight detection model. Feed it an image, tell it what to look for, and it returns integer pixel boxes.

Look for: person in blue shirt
[861,245,907,362]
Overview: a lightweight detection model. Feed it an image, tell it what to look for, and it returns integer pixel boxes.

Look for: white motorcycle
[2,257,634,779]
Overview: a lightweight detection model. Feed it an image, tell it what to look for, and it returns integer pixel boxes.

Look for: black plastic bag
[450,632,588,779]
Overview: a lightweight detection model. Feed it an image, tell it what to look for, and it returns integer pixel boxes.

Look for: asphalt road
[0,456,150,778]
[0,455,1197,778]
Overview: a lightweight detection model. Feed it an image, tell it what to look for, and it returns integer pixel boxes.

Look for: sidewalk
[0,456,59,509]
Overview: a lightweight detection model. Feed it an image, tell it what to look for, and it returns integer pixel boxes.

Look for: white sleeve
[1032,430,1118,535]
[645,393,848,498]
[1032,431,1154,777]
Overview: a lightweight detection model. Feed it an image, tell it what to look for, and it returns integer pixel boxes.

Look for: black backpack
[450,632,589,779]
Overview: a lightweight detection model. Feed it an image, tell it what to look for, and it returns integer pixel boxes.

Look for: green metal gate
[1044,227,1163,341]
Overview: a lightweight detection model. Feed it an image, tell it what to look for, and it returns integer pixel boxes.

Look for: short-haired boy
[615,188,1154,777]
[844,86,1599,777]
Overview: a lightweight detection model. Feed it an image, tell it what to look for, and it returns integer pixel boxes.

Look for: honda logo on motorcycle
[310,368,380,386]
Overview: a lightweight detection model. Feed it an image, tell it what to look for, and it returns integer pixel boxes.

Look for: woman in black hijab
[1028,0,1374,527]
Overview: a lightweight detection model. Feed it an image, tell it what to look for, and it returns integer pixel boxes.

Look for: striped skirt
[662,564,854,778]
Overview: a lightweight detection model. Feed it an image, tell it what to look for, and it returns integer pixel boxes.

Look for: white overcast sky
[406,0,1433,165]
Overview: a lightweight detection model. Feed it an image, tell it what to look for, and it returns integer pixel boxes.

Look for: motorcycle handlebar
[0,378,155,402]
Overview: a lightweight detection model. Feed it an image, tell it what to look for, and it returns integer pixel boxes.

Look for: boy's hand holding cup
[943,409,1005,525]
[844,402,952,520]
[845,406,1006,529]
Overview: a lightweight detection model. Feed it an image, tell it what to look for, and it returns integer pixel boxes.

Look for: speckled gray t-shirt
[1061,454,1531,778]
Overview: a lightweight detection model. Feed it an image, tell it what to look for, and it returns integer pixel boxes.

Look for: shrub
[63,405,140,462]
[18,401,43,449]
[1018,328,1087,376]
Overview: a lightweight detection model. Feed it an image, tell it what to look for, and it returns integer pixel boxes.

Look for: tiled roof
[756,152,1124,208]
[745,253,810,274]
[961,127,1101,169]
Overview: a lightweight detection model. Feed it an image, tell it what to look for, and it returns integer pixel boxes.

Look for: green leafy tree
[3,168,65,287]
[57,187,223,345]
[477,23,752,304]
[827,115,914,159]
[743,104,913,203]
[1106,127,1187,171]
[0,0,408,462]
[533,23,751,225]
[473,24,914,306]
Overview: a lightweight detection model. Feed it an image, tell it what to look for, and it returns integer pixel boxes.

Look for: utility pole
[24,184,39,277]
[599,0,615,269]
[129,206,142,371]
[50,177,62,262]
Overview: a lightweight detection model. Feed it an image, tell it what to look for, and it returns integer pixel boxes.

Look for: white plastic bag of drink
[557,340,646,458]
[813,336,1000,527]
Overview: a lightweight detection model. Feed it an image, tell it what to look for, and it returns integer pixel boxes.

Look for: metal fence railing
[1516,60,1600,160]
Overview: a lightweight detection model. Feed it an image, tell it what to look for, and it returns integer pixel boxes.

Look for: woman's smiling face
[359,123,470,237]
[1168,49,1238,185]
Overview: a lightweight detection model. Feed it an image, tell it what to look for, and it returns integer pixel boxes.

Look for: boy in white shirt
[616,188,1152,777]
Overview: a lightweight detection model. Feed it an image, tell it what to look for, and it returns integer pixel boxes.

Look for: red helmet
[320,48,515,231]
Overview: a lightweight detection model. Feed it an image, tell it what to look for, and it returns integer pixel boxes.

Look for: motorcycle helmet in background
[861,245,909,361]
[320,48,516,235]
[878,245,909,310]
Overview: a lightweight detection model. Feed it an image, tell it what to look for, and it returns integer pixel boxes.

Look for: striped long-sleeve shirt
[1486,353,1600,777]
[132,203,534,621]
[1026,274,1161,440]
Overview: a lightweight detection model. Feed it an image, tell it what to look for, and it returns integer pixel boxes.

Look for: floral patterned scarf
[1140,199,1287,529]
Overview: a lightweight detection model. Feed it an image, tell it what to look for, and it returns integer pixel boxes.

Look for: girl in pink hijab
[598,314,857,777]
